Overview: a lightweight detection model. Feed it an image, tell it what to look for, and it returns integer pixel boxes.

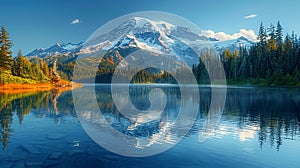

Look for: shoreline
[78,83,300,88]
[0,82,83,94]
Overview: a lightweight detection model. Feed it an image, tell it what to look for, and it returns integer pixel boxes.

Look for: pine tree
[283,34,293,74]
[14,50,25,77]
[238,46,249,79]
[258,22,267,46]
[267,24,277,51]
[0,26,13,71]
[258,23,271,78]
[275,21,283,47]
[274,21,284,77]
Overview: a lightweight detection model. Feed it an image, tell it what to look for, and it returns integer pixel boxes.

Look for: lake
[0,85,299,168]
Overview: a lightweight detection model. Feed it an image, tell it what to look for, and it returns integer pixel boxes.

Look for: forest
[1,22,300,85]
[0,26,50,84]
[194,22,300,85]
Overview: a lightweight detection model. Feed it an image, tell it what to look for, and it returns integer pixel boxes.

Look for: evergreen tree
[283,34,293,74]
[267,24,277,51]
[0,26,13,71]
[238,46,249,79]
[258,22,267,46]
[275,21,283,47]
[13,50,25,77]
[275,21,284,63]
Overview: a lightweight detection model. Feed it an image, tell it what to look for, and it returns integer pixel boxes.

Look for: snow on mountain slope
[82,17,177,53]
[62,43,82,50]
[25,17,255,66]
[79,17,217,66]
[213,36,254,52]
[26,42,83,58]
[81,17,254,62]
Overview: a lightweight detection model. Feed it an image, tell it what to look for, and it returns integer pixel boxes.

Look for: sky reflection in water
[0,85,299,167]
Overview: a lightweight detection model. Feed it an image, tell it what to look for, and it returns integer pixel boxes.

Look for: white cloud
[244,14,257,19]
[70,19,80,24]
[200,29,257,42]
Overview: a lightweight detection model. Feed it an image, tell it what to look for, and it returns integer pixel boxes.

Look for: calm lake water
[0,85,300,168]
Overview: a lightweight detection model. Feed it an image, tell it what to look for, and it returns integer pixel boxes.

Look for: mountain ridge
[26,17,255,62]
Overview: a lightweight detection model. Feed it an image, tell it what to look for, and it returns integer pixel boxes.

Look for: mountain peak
[127,16,176,32]
[130,16,148,22]
[213,36,254,52]
[236,36,254,43]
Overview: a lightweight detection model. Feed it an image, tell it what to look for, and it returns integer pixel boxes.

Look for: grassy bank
[0,70,38,84]
[0,70,82,93]
[0,82,83,94]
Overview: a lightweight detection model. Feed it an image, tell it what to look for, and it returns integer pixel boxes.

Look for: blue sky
[1,0,300,55]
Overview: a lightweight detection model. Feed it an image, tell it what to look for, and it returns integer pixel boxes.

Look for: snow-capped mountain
[213,36,254,52]
[26,42,83,58]
[79,17,221,67]
[26,17,255,66]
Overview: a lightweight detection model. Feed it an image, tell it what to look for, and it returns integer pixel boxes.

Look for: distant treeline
[95,59,179,84]
[194,21,300,85]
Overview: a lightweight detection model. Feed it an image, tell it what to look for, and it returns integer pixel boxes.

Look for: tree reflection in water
[211,87,300,150]
[0,89,75,149]
[0,86,299,150]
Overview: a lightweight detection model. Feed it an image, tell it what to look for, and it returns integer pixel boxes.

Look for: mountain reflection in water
[0,85,299,152]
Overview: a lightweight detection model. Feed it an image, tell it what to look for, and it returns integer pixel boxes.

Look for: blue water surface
[0,85,299,168]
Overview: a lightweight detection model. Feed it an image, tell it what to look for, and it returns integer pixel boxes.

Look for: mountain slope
[26,42,83,58]
[26,17,255,67]
[213,36,254,52]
